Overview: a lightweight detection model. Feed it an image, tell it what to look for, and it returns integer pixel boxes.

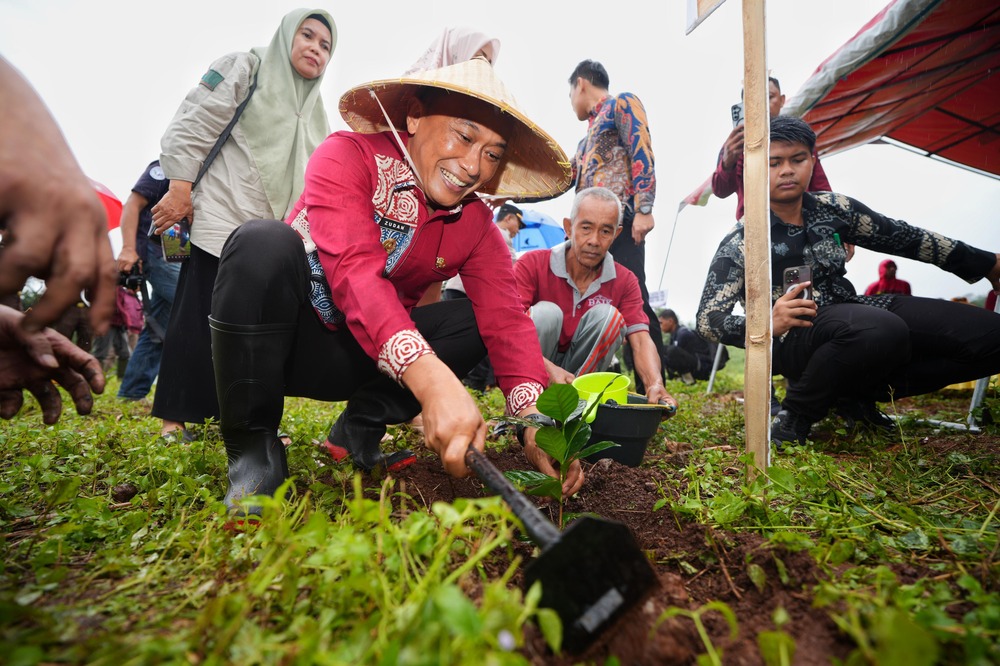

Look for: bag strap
[192,72,258,190]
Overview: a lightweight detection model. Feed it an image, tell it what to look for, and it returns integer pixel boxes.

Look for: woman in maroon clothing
[210,58,583,514]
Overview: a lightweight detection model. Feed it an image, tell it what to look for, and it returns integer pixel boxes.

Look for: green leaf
[871,608,940,666]
[709,490,747,526]
[45,477,81,507]
[503,469,562,500]
[536,426,568,464]
[524,477,562,500]
[536,607,563,653]
[757,630,796,666]
[827,540,856,565]
[536,383,580,422]
[564,420,592,459]
[432,585,482,638]
[767,467,797,493]
[577,440,619,460]
[898,528,931,551]
[747,563,767,593]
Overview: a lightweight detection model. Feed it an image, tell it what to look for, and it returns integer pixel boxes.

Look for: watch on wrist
[515,413,557,447]
[637,204,652,215]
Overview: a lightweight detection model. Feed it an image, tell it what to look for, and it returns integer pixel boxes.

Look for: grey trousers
[531,301,626,375]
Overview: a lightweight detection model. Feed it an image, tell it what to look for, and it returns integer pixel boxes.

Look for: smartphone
[161,219,192,263]
[731,102,745,128]
[783,265,812,301]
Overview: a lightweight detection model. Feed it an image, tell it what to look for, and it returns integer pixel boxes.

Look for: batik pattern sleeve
[823,194,997,282]
[159,52,256,182]
[298,134,434,385]
[614,93,656,210]
[696,224,747,346]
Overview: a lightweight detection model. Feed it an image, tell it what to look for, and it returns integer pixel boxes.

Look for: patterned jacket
[572,93,655,211]
[286,130,547,415]
[696,192,996,346]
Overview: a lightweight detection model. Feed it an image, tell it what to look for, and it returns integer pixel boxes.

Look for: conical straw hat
[339,58,571,201]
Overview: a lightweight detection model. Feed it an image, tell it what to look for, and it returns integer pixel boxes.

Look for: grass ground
[1,355,997,665]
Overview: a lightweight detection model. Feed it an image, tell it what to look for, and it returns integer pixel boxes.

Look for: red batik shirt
[286,130,547,415]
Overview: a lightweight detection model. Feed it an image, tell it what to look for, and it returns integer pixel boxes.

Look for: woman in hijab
[149,8,336,440]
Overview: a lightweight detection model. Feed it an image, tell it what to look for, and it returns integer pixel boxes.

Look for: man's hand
[772,282,816,337]
[403,354,485,478]
[150,181,194,235]
[520,416,585,497]
[988,252,1000,293]
[645,382,676,410]
[0,305,105,424]
[720,124,745,171]
[0,58,116,335]
[544,357,575,385]
[632,212,654,245]
[116,246,141,274]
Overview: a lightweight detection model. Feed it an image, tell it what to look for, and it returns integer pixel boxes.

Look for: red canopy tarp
[783,0,1000,180]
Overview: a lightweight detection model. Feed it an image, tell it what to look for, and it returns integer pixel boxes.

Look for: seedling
[504,381,618,526]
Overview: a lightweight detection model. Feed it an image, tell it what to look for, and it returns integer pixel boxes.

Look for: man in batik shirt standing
[568,59,664,393]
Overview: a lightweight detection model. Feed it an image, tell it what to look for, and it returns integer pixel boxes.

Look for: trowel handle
[466,447,561,548]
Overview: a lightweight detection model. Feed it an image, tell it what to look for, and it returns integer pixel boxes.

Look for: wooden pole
[742,0,771,480]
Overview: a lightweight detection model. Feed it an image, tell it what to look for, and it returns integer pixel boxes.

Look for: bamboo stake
[742,0,771,480]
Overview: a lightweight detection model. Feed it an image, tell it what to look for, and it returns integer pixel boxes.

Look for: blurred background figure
[864,258,912,296]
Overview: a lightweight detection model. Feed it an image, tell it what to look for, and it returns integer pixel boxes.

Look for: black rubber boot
[209,317,295,514]
[326,379,421,473]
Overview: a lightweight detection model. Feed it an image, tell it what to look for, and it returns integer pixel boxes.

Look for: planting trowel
[466,447,658,653]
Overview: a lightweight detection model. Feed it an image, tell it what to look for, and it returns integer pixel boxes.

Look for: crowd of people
[1,12,998,516]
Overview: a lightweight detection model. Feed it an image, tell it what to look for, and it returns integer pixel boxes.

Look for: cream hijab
[240,8,336,218]
[402,27,500,76]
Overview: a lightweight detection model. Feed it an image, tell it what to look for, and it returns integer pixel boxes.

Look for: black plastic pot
[584,393,666,467]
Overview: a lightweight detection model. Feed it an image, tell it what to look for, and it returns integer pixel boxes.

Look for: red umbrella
[90,179,122,231]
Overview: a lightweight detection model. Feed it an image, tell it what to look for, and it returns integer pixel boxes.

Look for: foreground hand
[522,425,585,497]
[988,252,1000,292]
[632,212,654,245]
[0,58,116,334]
[150,182,193,235]
[772,282,816,337]
[404,354,486,478]
[0,304,105,424]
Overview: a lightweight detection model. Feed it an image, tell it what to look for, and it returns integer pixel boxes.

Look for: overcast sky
[3,0,997,320]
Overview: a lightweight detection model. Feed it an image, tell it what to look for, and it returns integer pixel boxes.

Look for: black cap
[497,202,524,228]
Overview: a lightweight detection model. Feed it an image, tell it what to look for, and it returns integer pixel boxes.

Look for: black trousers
[662,346,712,380]
[612,205,666,393]
[773,296,1000,423]
[151,245,221,424]
[212,220,487,447]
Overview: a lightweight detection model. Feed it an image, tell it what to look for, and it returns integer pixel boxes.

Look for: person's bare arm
[628,331,675,407]
[544,357,575,385]
[116,192,149,273]
[0,57,116,334]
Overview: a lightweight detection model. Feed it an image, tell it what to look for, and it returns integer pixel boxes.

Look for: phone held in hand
[161,219,192,263]
[783,265,812,301]
[731,102,744,128]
